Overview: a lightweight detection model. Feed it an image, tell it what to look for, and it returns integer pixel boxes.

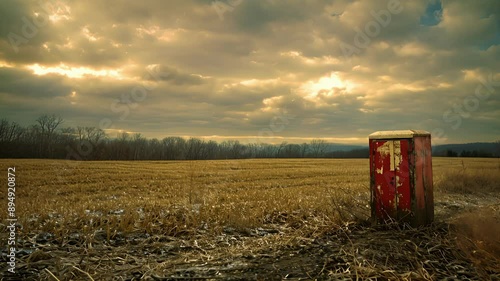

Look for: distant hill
[325,143,367,152]
[432,142,499,157]
[325,142,500,158]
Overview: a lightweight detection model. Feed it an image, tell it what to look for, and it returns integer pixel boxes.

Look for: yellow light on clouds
[0,61,14,68]
[300,72,356,100]
[26,63,123,79]
[49,14,70,23]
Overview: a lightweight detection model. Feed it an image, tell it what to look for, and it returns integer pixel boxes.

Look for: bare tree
[218,140,245,159]
[186,137,204,160]
[37,114,63,136]
[300,143,309,158]
[76,126,85,143]
[276,141,288,158]
[36,114,63,157]
[0,120,23,143]
[283,143,301,158]
[245,143,258,158]
[229,140,244,159]
[132,133,147,160]
[496,140,500,158]
[219,141,231,158]
[60,127,76,140]
[203,140,219,159]
[85,127,105,147]
[310,139,328,157]
[257,143,276,158]
[72,126,106,159]
[146,138,161,160]
[114,132,131,160]
[55,127,76,157]
[162,136,186,160]
[0,119,9,142]
[0,120,25,157]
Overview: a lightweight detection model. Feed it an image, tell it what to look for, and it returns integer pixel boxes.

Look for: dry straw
[0,157,498,279]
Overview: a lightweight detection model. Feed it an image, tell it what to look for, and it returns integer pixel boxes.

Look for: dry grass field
[0,158,499,280]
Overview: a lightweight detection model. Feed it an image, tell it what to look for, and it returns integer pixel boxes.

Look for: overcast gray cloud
[0,0,499,144]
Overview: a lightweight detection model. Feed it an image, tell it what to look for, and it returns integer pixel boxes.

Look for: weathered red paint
[369,130,433,226]
[413,135,434,226]
[396,139,411,216]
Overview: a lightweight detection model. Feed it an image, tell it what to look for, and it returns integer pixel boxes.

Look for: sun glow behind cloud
[300,72,357,103]
[26,64,124,79]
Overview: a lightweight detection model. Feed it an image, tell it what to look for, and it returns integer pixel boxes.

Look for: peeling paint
[376,141,392,157]
[395,175,402,188]
[389,141,395,171]
[376,167,383,174]
[393,140,401,171]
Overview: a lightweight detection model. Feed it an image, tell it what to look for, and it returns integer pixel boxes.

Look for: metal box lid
[369,130,430,140]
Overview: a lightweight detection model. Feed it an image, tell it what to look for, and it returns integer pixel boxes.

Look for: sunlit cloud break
[26,64,124,79]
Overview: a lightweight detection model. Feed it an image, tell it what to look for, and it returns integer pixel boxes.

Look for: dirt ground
[1,158,499,280]
[1,193,498,280]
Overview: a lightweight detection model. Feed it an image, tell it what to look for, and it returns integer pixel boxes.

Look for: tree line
[435,149,497,158]
[0,115,369,160]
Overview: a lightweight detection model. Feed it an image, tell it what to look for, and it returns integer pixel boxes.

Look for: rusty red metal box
[369,130,434,226]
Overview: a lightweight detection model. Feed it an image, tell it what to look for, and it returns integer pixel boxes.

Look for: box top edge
[369,130,431,139]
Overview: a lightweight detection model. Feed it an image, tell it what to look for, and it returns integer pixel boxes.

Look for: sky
[0,0,499,145]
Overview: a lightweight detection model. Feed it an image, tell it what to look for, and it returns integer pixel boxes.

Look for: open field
[1,158,499,280]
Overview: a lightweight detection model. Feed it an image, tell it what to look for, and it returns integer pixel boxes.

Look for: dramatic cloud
[0,0,499,144]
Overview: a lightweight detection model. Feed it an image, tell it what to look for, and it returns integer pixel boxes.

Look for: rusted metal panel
[414,135,434,225]
[369,130,433,226]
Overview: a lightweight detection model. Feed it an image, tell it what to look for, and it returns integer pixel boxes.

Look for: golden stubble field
[0,158,499,280]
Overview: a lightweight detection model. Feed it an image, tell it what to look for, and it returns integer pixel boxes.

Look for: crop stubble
[0,158,498,280]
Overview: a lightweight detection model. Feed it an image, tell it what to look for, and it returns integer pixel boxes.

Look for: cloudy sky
[0,0,499,144]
